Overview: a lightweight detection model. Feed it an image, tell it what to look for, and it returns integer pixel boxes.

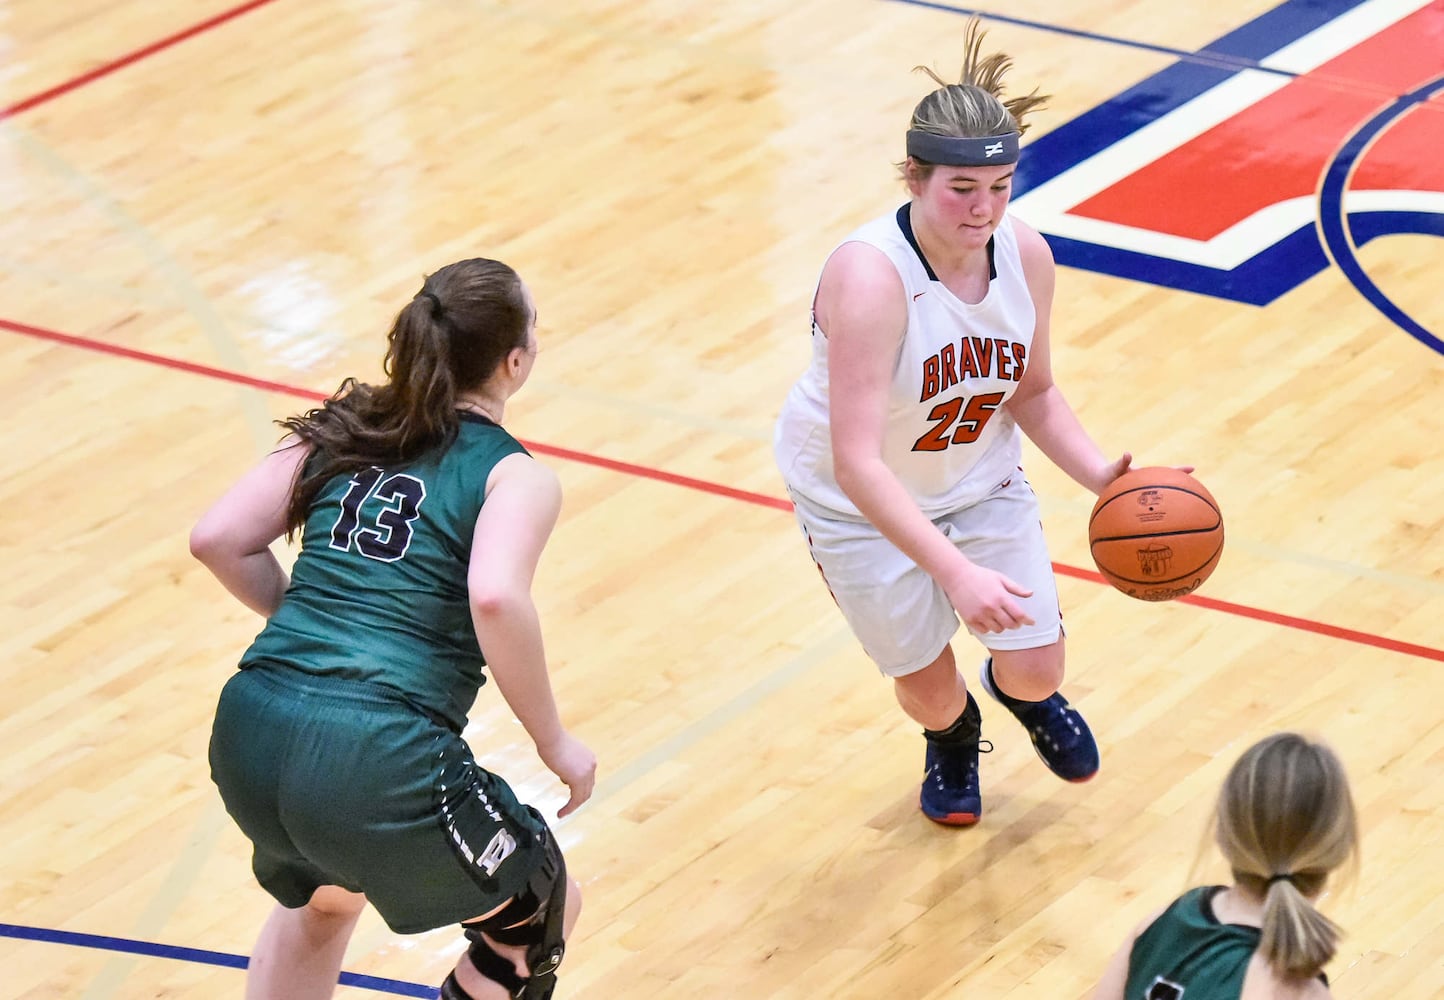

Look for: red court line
[0,317,792,511]
[1051,564,1444,663]
[5,315,1441,665]
[524,441,793,511]
[1,0,281,120]
[1,318,321,399]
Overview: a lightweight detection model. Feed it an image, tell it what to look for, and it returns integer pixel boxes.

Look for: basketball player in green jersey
[1095,733,1358,1000]
[191,258,594,1000]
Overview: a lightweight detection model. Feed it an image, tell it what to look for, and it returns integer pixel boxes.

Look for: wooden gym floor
[1,1,1441,996]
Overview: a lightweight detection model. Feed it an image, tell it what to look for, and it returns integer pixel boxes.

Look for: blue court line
[879,0,1300,78]
[1317,73,1444,354]
[892,0,1443,353]
[0,923,439,998]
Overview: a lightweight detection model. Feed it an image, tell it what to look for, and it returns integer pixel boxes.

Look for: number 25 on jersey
[911,391,1005,452]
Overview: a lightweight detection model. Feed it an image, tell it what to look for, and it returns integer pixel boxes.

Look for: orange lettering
[911,391,1007,452]
[993,339,1012,380]
[921,355,941,402]
[940,343,958,392]
[959,339,980,380]
[972,337,994,377]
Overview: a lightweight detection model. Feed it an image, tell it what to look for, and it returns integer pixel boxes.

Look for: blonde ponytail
[1253,875,1343,976]
[1214,734,1360,980]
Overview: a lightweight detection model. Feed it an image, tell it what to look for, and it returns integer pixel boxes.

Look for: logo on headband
[1010,0,1443,354]
[906,130,1020,166]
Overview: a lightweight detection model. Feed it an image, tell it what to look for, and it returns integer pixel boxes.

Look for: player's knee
[553,875,582,940]
[992,644,1065,699]
[894,652,967,721]
[303,885,367,918]
[453,817,571,998]
[439,970,478,1000]
[896,648,959,697]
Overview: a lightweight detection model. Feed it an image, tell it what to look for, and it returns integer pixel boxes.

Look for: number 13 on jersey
[329,467,428,562]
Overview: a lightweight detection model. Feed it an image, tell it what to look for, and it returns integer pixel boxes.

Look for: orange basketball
[1088,467,1224,601]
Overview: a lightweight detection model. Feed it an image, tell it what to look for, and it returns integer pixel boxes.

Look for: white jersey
[774,206,1037,519]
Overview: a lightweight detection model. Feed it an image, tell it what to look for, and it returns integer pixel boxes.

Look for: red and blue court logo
[1011,0,1444,353]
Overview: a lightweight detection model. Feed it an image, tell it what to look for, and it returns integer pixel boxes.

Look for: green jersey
[1125,886,1328,999]
[1126,887,1256,999]
[241,413,527,731]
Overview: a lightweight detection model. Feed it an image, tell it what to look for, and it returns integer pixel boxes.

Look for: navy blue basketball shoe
[978,657,1099,782]
[919,695,993,826]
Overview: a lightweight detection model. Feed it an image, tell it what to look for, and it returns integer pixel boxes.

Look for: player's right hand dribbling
[944,560,1035,635]
[537,731,597,818]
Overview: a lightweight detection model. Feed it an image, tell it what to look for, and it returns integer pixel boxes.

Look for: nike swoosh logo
[913,292,926,301]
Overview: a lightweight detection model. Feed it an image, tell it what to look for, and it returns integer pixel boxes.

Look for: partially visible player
[1095,732,1360,999]
[774,18,1170,824]
[191,257,595,1000]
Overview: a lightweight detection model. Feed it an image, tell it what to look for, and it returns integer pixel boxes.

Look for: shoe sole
[921,806,981,826]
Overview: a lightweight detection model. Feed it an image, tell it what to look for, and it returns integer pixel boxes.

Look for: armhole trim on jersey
[1198,885,1225,926]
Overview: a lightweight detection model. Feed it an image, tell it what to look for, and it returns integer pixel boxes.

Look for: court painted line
[76,804,229,1000]
[6,125,278,454]
[5,61,295,1000]
[1315,73,1444,353]
[4,314,1441,665]
[1051,564,1444,663]
[0,317,793,511]
[880,0,1420,105]
[0,0,283,120]
[0,0,1385,127]
[591,628,857,803]
[881,0,1298,77]
[4,257,1441,596]
[346,625,857,961]
[0,2,1426,990]
[0,923,434,998]
[0,253,774,442]
[2,316,325,398]
[524,439,792,511]
[1033,493,1444,599]
[2,626,855,991]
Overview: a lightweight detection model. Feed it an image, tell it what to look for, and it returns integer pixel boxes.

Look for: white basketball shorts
[789,473,1062,677]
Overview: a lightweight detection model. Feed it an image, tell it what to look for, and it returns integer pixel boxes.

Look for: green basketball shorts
[209,663,552,934]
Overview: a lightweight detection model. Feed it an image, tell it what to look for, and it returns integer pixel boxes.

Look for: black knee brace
[458,810,568,999]
[439,971,475,999]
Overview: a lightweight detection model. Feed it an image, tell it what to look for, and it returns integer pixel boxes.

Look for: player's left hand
[1093,452,1134,494]
[1092,453,1196,495]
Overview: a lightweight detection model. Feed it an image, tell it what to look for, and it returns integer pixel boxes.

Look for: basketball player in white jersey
[775,20,1154,825]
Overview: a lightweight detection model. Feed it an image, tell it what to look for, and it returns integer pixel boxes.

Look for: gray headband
[906,129,1020,166]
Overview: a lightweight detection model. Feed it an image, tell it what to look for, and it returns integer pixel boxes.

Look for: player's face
[916,163,1014,245]
[515,282,540,387]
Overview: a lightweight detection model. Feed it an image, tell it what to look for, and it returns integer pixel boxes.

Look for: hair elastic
[1266,873,1295,887]
[906,129,1020,166]
[419,290,444,314]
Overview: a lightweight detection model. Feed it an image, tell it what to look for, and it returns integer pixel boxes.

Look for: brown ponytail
[279,258,531,535]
